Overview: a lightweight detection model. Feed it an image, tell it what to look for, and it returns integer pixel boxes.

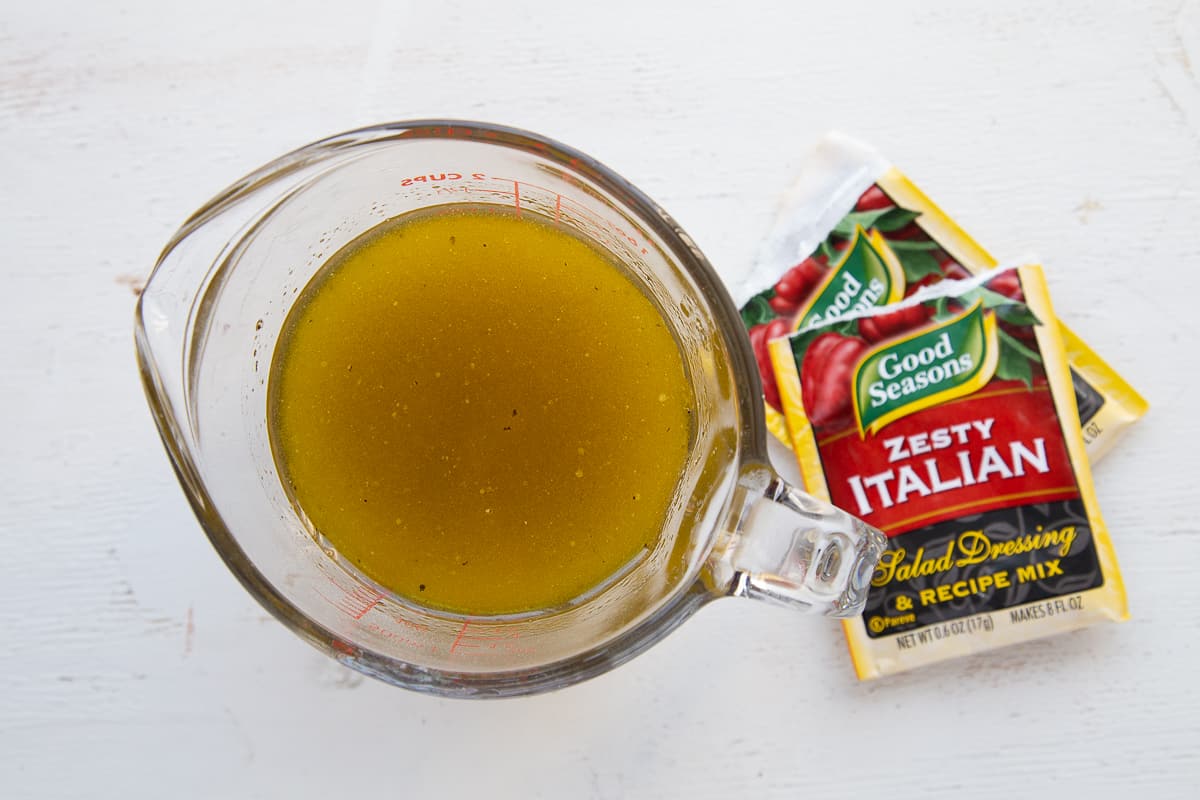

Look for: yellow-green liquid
[269,205,694,615]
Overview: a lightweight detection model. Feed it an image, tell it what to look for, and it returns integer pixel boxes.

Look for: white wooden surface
[3,1,1199,797]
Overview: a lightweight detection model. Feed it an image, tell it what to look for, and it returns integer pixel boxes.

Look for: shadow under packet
[767,264,1128,679]
[736,133,1147,463]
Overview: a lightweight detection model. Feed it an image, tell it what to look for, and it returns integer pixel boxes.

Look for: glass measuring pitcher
[135,121,886,697]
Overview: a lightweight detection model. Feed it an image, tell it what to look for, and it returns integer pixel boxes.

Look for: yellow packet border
[1058,325,1150,461]
[770,265,1128,680]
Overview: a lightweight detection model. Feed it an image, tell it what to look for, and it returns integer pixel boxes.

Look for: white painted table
[4,1,1198,796]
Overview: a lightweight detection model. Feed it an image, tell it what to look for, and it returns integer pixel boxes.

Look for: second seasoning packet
[739,133,1147,462]
[769,265,1128,679]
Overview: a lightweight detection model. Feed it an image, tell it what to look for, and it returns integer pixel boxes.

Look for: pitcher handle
[708,464,886,617]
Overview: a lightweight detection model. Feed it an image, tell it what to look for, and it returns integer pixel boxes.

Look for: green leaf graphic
[995,327,1041,388]
[993,303,1041,327]
[831,208,895,237]
[740,291,775,328]
[896,249,944,283]
[871,208,922,233]
[999,326,1042,361]
[884,239,942,252]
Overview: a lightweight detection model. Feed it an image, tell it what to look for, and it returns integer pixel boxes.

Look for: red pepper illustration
[938,255,971,281]
[773,256,828,304]
[858,304,932,344]
[749,318,790,410]
[800,333,869,429]
[855,185,891,211]
[768,294,800,316]
[986,270,1025,302]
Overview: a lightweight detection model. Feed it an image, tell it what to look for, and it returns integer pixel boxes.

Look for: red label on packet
[769,265,1127,679]
[821,387,1078,535]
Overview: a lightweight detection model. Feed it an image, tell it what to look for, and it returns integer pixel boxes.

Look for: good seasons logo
[853,299,998,436]
[790,226,905,331]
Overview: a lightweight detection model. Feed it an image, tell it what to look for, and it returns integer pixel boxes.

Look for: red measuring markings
[395,172,651,257]
[362,621,436,654]
[555,192,650,256]
[317,582,383,621]
[449,621,535,657]
[398,172,487,186]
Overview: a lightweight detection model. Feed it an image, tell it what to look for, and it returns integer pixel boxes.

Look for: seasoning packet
[738,133,1147,462]
[768,264,1128,679]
